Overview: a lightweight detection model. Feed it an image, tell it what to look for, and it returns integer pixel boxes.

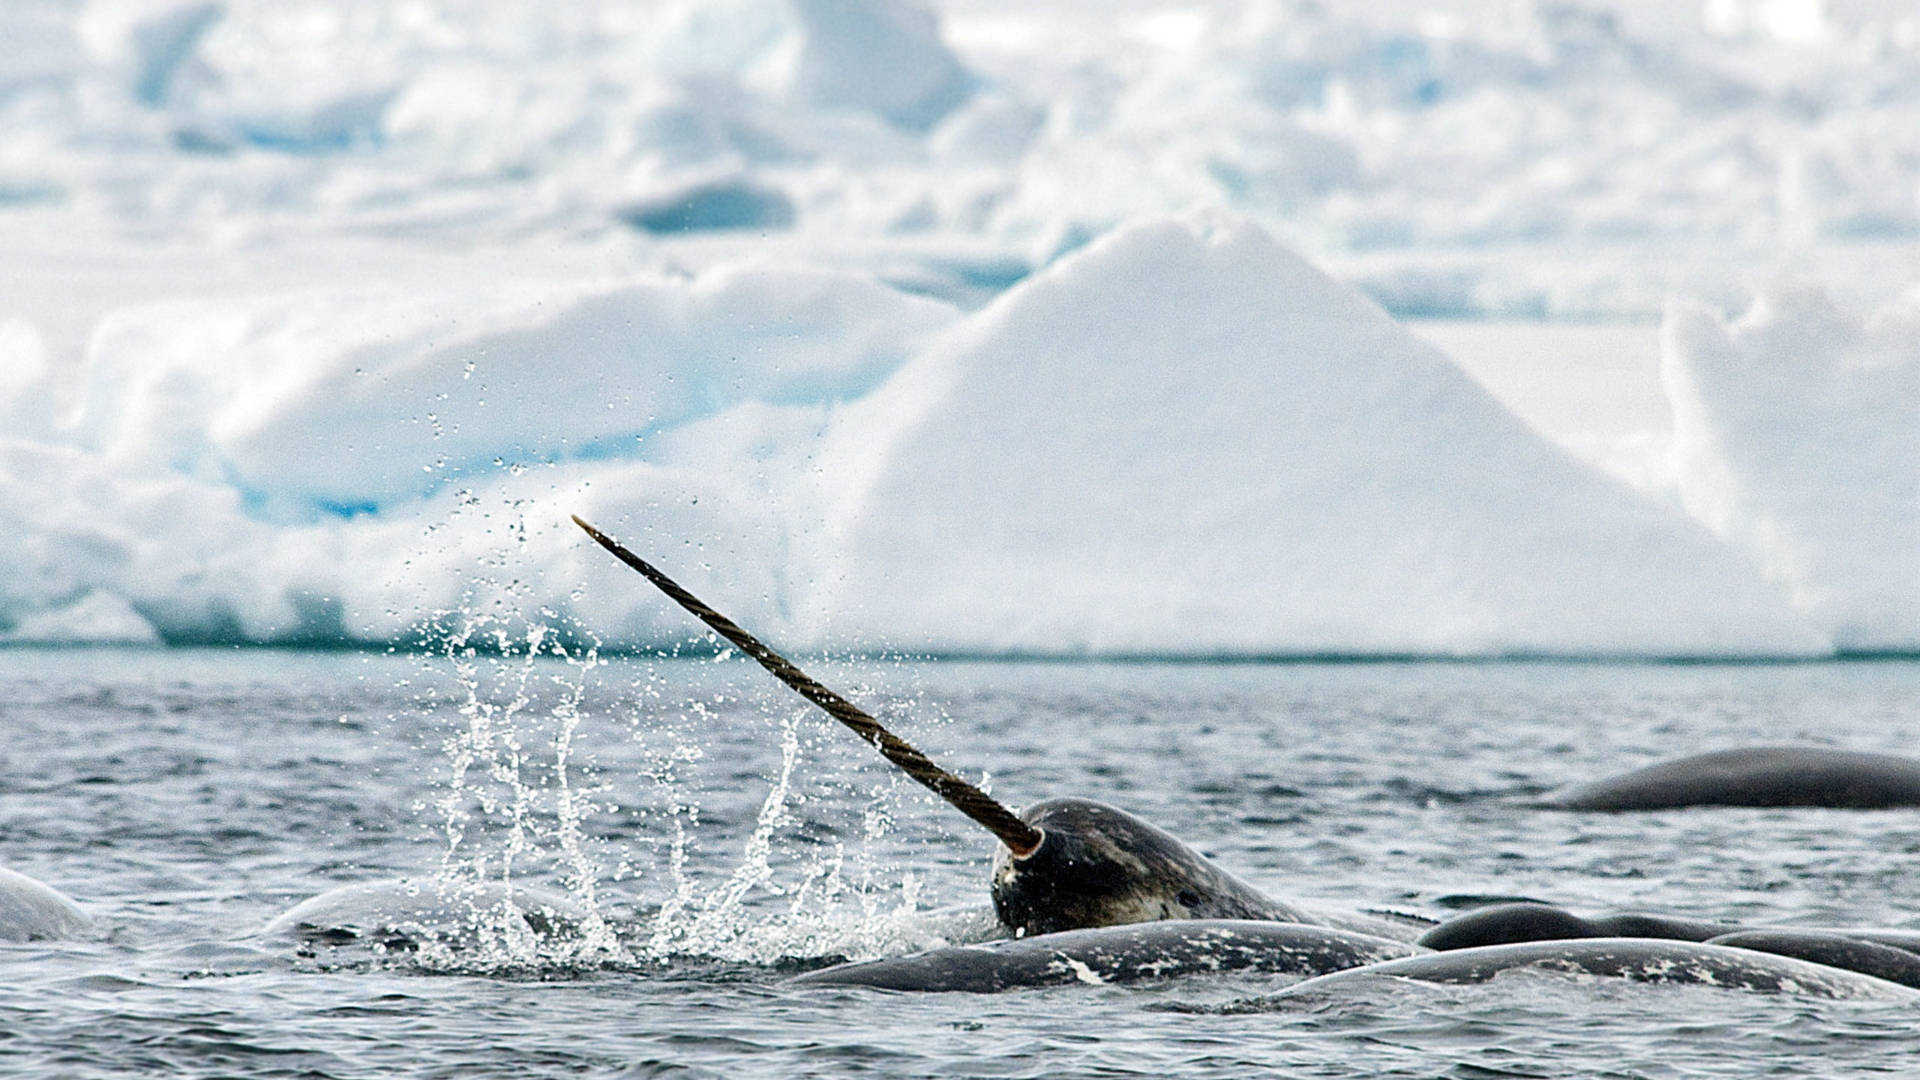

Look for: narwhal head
[989,797,1290,937]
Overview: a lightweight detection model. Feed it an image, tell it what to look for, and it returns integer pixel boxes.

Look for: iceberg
[802,215,1823,657]
[1663,283,1919,651]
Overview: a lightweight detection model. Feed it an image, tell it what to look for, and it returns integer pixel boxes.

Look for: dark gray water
[3,645,1919,1077]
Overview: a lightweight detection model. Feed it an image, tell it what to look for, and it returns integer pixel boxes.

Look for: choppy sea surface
[3,644,1919,1077]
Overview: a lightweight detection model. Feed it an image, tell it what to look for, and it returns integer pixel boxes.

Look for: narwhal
[571,517,1410,942]
[570,519,1920,1000]
[1542,747,1920,811]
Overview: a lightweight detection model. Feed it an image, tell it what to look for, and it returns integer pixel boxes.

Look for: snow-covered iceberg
[66,261,953,516]
[1663,283,1919,652]
[802,215,1822,656]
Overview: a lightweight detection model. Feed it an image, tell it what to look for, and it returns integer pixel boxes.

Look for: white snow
[0,0,1913,656]
[1663,284,1919,651]
[66,261,953,515]
[805,216,1821,656]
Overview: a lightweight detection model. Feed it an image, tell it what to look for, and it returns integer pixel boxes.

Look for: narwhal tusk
[572,515,1043,857]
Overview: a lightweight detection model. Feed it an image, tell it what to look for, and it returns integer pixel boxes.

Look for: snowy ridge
[806,216,1822,657]
[60,263,952,515]
[2,213,1900,656]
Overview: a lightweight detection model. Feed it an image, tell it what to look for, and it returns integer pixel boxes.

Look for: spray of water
[408,608,628,970]
[402,605,954,973]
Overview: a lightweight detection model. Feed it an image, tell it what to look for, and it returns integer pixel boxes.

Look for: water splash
[400,611,965,975]
[409,609,628,970]
[635,711,945,966]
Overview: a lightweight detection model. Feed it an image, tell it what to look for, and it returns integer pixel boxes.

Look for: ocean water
[3,646,1919,1077]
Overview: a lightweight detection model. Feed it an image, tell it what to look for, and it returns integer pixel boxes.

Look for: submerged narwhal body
[573,516,1332,941]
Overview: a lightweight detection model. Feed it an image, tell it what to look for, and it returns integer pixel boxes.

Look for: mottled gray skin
[1419,903,1920,990]
[0,865,91,942]
[1546,747,1920,811]
[791,919,1423,992]
[990,798,1316,938]
[1845,928,1920,955]
[796,796,1436,991]
[1274,939,1920,1001]
[1708,931,1920,989]
[1418,902,1734,950]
